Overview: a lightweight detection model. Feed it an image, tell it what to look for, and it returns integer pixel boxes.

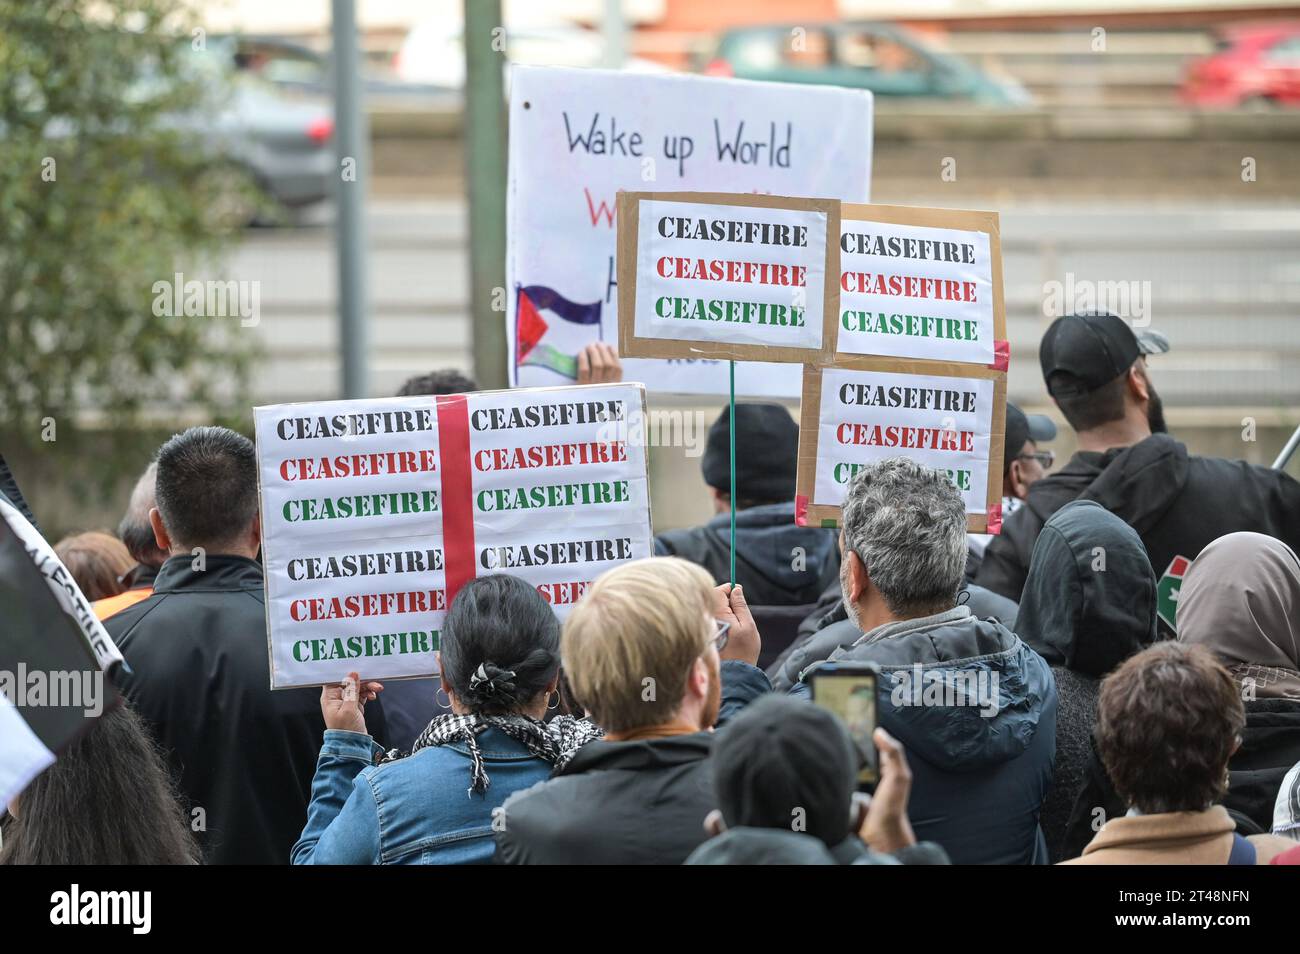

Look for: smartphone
[807,660,880,786]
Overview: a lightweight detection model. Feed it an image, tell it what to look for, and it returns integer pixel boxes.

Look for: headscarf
[388,711,603,796]
[1177,532,1300,701]
[1016,500,1158,677]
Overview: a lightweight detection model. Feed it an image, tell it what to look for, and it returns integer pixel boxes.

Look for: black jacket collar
[122,562,161,591]
[153,553,263,594]
[558,731,713,776]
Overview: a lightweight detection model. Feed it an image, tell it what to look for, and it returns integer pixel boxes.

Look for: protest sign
[617,191,839,364]
[795,360,1006,532]
[506,64,872,396]
[254,383,651,689]
[836,204,1005,368]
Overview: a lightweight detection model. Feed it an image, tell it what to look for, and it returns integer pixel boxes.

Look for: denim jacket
[291,727,552,865]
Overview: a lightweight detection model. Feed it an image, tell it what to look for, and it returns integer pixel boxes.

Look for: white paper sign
[632,198,827,352]
[255,384,652,688]
[838,219,995,365]
[811,367,994,516]
[507,65,872,396]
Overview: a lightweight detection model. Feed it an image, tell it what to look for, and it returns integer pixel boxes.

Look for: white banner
[632,198,828,353]
[811,367,995,516]
[838,218,995,365]
[507,65,872,396]
[255,384,652,688]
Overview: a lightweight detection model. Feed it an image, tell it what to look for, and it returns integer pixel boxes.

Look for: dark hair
[440,575,560,715]
[711,694,857,847]
[1096,642,1243,815]
[396,369,478,397]
[118,461,168,568]
[1049,368,1129,432]
[0,703,200,864]
[53,531,134,602]
[154,426,258,551]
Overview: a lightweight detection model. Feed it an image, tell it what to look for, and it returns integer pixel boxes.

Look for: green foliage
[0,0,255,455]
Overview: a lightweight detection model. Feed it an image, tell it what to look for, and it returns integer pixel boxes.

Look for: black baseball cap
[1004,403,1057,472]
[1040,313,1169,399]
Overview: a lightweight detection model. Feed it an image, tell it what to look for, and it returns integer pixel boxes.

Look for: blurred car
[1182,22,1300,108]
[702,22,1031,106]
[181,38,336,220]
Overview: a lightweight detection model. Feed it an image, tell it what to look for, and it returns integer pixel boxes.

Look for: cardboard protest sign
[617,191,839,365]
[795,360,1006,532]
[507,64,872,397]
[255,383,651,689]
[836,204,1005,368]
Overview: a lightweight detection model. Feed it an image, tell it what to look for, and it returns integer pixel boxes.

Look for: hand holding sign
[321,672,384,735]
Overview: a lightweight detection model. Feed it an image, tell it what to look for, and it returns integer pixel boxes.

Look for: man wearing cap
[966,403,1057,581]
[976,312,1300,627]
[655,403,840,606]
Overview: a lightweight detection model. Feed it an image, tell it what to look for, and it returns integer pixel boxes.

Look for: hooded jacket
[793,607,1057,864]
[107,554,387,865]
[655,502,840,606]
[974,434,1300,616]
[769,582,1019,692]
[1015,500,1158,862]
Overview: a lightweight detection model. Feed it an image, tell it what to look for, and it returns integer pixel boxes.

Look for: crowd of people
[4,319,1300,866]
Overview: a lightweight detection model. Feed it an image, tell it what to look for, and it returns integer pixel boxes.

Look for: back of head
[1016,500,1157,677]
[439,574,560,716]
[711,694,857,848]
[0,704,200,864]
[701,403,798,507]
[1039,312,1168,433]
[1177,532,1300,690]
[395,369,478,397]
[1096,642,1243,815]
[154,426,258,553]
[118,461,168,569]
[841,458,967,616]
[562,556,713,733]
[53,531,134,602]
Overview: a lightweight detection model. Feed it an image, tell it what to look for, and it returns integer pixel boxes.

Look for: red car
[1183,22,1300,108]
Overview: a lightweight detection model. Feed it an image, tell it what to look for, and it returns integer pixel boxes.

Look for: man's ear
[1007,458,1028,499]
[848,550,870,604]
[149,507,173,555]
[250,510,262,548]
[1127,363,1150,404]
[687,653,710,702]
[704,808,726,837]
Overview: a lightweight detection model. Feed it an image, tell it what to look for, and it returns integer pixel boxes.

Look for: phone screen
[810,670,879,785]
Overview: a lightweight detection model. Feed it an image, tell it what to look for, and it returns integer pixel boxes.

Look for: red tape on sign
[435,395,476,607]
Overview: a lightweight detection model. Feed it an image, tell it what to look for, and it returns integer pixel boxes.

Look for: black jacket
[107,554,386,865]
[655,502,840,605]
[1015,500,1159,862]
[1062,697,1300,859]
[495,661,771,865]
[975,434,1300,618]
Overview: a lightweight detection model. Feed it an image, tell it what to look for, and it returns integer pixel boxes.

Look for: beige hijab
[1178,532,1300,700]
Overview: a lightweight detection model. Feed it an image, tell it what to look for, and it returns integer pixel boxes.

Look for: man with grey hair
[93,462,169,621]
[793,458,1057,865]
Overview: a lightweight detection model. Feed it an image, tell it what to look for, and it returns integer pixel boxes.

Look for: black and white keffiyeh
[392,713,603,796]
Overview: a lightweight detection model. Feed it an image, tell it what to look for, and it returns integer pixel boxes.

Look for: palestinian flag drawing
[0,493,122,806]
[515,284,603,380]
[1156,554,1192,636]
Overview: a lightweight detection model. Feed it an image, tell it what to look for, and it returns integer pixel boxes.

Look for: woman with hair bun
[292,574,601,865]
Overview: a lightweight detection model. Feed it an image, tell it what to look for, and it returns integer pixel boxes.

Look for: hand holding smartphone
[806,660,880,786]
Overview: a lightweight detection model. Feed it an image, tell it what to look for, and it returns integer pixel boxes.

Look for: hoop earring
[547,691,560,711]
[435,687,451,709]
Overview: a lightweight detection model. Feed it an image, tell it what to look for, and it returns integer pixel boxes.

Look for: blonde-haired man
[495,557,770,865]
